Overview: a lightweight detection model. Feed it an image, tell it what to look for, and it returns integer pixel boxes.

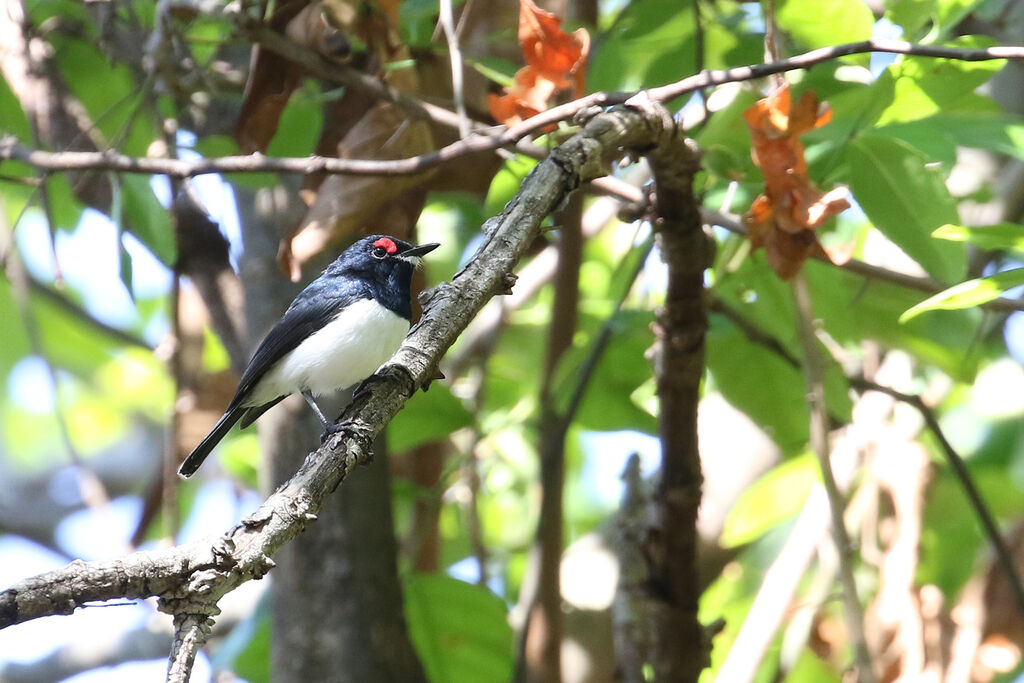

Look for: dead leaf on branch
[234,0,411,154]
[235,0,353,153]
[488,0,589,127]
[742,85,851,279]
[279,101,436,280]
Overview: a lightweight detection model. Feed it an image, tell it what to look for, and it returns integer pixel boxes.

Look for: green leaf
[118,230,135,301]
[900,268,1024,322]
[484,155,539,218]
[935,0,989,34]
[0,74,31,141]
[871,112,1024,165]
[876,36,1005,125]
[777,0,874,62]
[721,453,819,547]
[932,112,1024,156]
[886,0,935,39]
[405,574,513,683]
[588,3,695,94]
[804,261,982,381]
[388,383,473,452]
[55,38,160,156]
[120,175,176,265]
[933,223,1024,252]
[706,316,809,454]
[465,57,518,88]
[265,87,324,158]
[571,310,659,435]
[191,134,240,158]
[847,135,965,283]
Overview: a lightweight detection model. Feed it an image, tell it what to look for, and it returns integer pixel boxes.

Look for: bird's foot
[319,421,348,444]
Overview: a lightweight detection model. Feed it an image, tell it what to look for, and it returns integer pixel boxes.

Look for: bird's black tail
[178,407,244,477]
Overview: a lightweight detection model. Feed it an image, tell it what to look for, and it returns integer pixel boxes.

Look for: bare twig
[438,0,470,138]
[707,292,1024,632]
[791,271,876,682]
[702,208,1024,314]
[849,378,1024,623]
[646,110,708,680]
[4,40,1022,181]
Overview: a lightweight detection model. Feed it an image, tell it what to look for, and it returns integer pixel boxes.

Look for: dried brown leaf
[279,102,436,279]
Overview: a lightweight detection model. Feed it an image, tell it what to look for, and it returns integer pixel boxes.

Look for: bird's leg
[301,390,345,442]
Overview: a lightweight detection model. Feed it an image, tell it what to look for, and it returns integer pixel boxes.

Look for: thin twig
[702,208,1024,314]
[849,377,1024,623]
[438,0,470,139]
[4,40,1022,180]
[791,271,876,682]
[708,292,1024,630]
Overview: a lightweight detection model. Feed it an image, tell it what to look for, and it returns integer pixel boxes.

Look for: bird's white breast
[246,298,410,406]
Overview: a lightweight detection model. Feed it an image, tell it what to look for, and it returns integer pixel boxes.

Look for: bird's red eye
[372,237,398,255]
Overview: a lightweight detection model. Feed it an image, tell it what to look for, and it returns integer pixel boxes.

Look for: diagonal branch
[849,377,1024,623]
[0,103,683,636]
[707,294,1024,627]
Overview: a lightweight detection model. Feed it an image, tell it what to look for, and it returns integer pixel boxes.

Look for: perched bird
[178,234,439,477]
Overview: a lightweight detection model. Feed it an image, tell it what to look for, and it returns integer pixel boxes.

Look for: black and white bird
[178,234,439,477]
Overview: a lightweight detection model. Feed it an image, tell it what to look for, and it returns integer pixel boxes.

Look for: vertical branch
[519,193,584,683]
[438,0,470,138]
[165,613,209,683]
[791,272,876,682]
[647,126,709,681]
[410,442,444,572]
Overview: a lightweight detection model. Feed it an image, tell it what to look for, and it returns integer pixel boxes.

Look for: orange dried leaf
[742,84,849,279]
[518,0,588,89]
[490,0,589,126]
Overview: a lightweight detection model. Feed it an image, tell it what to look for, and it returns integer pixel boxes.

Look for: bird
[178,234,440,477]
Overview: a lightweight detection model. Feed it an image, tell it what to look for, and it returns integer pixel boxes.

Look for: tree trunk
[236,183,426,683]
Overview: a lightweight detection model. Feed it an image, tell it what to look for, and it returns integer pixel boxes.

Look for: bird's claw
[319,421,347,444]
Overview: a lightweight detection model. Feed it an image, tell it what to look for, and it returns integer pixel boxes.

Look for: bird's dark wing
[227,285,370,411]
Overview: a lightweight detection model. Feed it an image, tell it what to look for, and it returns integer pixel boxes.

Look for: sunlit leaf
[389,383,473,452]
[721,453,819,548]
[847,134,965,283]
[405,574,513,683]
[900,269,1024,322]
[933,223,1024,252]
[876,36,1005,125]
[777,0,873,62]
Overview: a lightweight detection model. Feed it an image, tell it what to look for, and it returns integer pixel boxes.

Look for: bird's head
[328,234,440,286]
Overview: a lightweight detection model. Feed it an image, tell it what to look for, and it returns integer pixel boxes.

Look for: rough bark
[647,116,709,682]
[234,182,426,683]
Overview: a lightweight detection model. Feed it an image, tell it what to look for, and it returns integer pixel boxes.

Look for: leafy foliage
[1,0,1024,681]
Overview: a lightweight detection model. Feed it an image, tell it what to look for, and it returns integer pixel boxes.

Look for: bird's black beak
[401,242,440,258]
